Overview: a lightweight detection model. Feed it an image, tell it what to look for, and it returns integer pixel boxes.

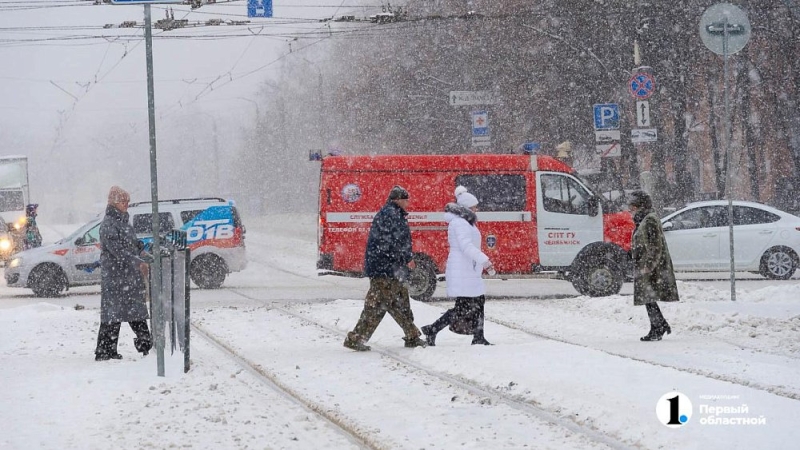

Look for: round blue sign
[629,73,656,100]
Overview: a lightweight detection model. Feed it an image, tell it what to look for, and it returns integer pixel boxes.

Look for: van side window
[180,210,204,224]
[540,174,591,215]
[454,175,526,211]
[132,213,175,234]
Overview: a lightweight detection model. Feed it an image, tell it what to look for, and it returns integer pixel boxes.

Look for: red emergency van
[316,154,634,300]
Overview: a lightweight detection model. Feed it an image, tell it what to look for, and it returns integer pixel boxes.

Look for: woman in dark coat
[628,190,679,341]
[94,186,152,361]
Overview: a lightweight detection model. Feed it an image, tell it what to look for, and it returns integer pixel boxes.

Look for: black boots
[421,325,436,346]
[404,336,428,348]
[640,329,662,341]
[641,323,672,341]
[642,303,671,342]
[134,338,152,356]
[471,337,492,345]
[95,352,123,361]
[343,333,371,351]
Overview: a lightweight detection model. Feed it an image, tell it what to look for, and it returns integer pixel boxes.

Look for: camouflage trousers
[348,277,421,343]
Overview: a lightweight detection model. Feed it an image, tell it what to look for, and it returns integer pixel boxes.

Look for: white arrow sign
[636,101,651,127]
[450,91,497,106]
[631,128,658,143]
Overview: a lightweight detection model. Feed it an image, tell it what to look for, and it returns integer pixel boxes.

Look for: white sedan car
[661,200,800,279]
[5,218,102,297]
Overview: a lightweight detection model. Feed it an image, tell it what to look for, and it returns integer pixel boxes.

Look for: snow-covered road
[1,214,799,449]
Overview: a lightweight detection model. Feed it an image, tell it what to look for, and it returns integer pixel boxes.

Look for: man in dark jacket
[343,185,426,351]
[94,186,153,361]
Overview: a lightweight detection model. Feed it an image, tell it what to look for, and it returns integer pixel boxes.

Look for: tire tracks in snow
[479,312,800,401]
[249,257,800,401]
[191,321,383,450]
[215,288,637,450]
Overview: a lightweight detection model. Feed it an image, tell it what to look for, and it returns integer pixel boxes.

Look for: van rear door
[536,172,603,267]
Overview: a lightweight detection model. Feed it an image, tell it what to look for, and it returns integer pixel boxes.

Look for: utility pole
[110,0,183,376]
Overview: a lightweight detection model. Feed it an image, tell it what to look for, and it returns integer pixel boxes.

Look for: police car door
[536,172,603,267]
[70,222,102,283]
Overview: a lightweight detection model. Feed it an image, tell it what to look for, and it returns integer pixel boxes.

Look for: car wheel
[190,254,227,289]
[407,254,437,302]
[572,254,624,297]
[760,247,797,280]
[29,264,67,297]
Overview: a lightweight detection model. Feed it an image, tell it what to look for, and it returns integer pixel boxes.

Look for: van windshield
[576,173,627,213]
[0,190,24,212]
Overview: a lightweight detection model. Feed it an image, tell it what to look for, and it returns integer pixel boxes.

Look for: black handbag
[448,298,481,335]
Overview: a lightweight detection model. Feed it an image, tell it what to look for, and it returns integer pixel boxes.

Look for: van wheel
[29,264,67,297]
[190,254,227,289]
[408,254,437,302]
[572,254,624,297]
[760,247,797,280]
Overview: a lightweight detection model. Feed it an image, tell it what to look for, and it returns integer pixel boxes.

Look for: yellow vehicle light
[0,238,10,251]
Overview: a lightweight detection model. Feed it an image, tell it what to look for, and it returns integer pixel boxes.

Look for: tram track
[236,255,800,401]
[478,312,800,401]
[208,288,638,450]
[191,321,383,450]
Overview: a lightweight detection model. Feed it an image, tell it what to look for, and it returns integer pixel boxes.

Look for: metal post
[723,16,736,302]
[184,249,191,373]
[144,4,165,374]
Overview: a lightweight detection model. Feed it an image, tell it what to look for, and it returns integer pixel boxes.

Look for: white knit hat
[455,187,479,208]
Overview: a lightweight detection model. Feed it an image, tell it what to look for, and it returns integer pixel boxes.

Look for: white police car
[5,197,247,297]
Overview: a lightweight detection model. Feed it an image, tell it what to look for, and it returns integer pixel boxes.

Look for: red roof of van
[321,154,574,173]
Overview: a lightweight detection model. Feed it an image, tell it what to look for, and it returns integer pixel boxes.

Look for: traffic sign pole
[144,4,165,375]
[723,15,735,302]
[700,3,751,302]
[112,0,183,378]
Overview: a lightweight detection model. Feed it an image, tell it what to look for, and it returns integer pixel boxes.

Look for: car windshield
[59,219,101,245]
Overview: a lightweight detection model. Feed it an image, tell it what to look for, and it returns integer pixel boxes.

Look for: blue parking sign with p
[593,103,620,130]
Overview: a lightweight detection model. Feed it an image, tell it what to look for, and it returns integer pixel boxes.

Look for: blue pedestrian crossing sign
[248,0,273,18]
[593,103,620,130]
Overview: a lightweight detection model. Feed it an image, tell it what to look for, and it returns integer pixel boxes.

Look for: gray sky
[0,0,375,221]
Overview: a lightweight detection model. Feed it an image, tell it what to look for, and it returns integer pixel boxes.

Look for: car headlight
[0,238,10,251]
[8,257,21,268]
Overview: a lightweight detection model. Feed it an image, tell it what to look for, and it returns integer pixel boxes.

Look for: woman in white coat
[421,187,494,346]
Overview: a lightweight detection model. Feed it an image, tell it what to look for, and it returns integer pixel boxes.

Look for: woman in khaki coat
[628,191,679,341]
